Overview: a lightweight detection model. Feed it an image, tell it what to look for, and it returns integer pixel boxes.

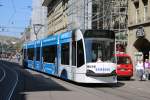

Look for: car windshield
[85,38,115,63]
[117,56,131,64]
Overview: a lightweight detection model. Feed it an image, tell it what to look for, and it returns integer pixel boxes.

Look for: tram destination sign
[84,30,115,39]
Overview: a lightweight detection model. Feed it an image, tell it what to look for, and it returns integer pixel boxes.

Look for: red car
[115,53,133,79]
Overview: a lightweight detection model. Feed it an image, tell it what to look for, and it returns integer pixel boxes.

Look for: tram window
[27,49,29,60]
[23,49,26,59]
[61,43,69,65]
[27,49,29,59]
[42,45,56,63]
[72,41,76,66]
[36,47,40,61]
[49,46,56,63]
[77,40,84,67]
[28,48,34,60]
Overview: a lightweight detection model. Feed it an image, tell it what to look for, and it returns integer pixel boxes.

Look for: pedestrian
[16,53,21,63]
[144,59,150,80]
[135,60,144,81]
[9,54,13,62]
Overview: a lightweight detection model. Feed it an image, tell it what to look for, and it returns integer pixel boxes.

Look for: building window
[144,6,148,21]
[61,43,69,65]
[136,8,139,24]
[143,0,148,21]
[134,2,139,24]
[47,0,61,16]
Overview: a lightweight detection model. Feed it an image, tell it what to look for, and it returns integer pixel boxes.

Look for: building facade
[42,0,128,54]
[92,0,128,53]
[127,0,150,64]
[21,26,31,43]
[42,0,92,35]
[30,0,47,40]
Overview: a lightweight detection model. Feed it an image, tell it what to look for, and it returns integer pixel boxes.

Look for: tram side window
[77,40,85,67]
[72,41,76,66]
[61,43,69,65]
[36,47,40,61]
[26,49,28,60]
[28,48,34,60]
[49,46,56,63]
[23,49,26,59]
[43,45,56,63]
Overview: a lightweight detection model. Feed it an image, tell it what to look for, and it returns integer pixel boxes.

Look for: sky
[0,0,32,38]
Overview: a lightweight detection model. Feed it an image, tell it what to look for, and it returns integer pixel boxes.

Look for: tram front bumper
[86,70,116,77]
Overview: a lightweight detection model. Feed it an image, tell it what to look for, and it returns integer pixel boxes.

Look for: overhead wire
[4,0,32,37]
[7,0,16,26]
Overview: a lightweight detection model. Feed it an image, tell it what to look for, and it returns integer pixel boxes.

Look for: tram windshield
[85,38,115,63]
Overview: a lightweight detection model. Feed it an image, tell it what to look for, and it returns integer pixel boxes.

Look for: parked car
[115,53,133,79]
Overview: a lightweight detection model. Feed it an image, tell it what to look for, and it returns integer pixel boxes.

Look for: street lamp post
[33,24,44,40]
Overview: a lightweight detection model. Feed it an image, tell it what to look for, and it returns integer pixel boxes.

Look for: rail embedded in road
[0,66,6,82]
[0,61,19,100]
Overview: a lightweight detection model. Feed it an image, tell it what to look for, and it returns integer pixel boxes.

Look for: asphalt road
[0,61,18,100]
[0,60,150,100]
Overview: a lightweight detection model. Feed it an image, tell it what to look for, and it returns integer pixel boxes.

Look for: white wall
[30,0,47,41]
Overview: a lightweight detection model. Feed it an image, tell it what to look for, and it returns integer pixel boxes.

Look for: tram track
[0,66,6,82]
[0,61,19,100]
[13,65,150,100]
[1,60,147,100]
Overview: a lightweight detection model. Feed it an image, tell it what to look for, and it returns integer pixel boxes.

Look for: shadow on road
[117,77,135,81]
[67,81,125,88]
[1,61,70,100]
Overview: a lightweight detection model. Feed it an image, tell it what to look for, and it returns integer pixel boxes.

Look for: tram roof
[60,31,72,40]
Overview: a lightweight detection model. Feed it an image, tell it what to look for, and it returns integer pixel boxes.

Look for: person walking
[144,59,150,80]
[16,53,21,63]
[136,60,144,81]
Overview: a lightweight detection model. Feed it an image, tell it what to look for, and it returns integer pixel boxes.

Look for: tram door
[55,45,59,75]
[42,45,57,75]
[35,42,42,71]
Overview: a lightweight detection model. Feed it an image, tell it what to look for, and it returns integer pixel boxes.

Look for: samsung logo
[96,68,110,72]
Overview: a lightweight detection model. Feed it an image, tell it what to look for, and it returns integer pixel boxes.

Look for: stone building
[42,0,128,54]
[92,0,128,53]
[127,0,150,64]
[42,0,92,35]
[30,0,47,40]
